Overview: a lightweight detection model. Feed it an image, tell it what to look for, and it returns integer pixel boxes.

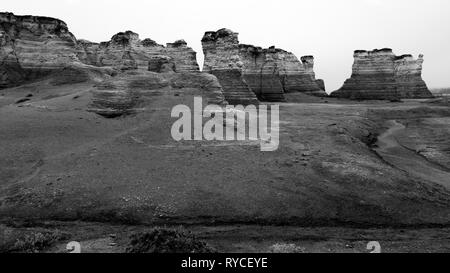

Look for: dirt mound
[89,71,226,118]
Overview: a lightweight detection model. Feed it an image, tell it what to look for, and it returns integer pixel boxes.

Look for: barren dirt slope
[0,76,449,227]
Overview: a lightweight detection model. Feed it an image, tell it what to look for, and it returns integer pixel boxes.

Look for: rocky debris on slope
[90,71,227,117]
[202,28,326,103]
[77,32,200,72]
[331,49,433,100]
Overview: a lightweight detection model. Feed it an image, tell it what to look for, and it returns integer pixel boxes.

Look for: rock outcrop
[202,29,258,105]
[0,12,80,88]
[202,28,326,104]
[394,54,432,98]
[298,56,327,95]
[316,79,326,91]
[90,71,227,117]
[148,55,176,73]
[76,32,199,72]
[331,49,433,100]
[164,40,200,73]
[0,12,200,89]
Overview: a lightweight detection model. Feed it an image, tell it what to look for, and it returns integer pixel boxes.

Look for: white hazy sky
[3,0,450,90]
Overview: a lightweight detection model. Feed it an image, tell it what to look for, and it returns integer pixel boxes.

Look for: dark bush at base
[126,228,215,253]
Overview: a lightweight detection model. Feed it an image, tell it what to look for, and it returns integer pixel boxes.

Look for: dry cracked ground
[0,72,449,253]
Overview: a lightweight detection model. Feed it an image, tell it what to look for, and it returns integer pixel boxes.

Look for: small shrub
[269,243,306,253]
[126,228,215,253]
[12,231,69,253]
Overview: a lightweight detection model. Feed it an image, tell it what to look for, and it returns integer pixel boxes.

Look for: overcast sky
[3,0,450,91]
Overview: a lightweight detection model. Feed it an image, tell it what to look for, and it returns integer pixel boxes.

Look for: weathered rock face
[165,40,200,73]
[316,79,326,91]
[90,71,227,117]
[148,55,176,73]
[332,49,433,100]
[170,72,228,106]
[0,13,201,88]
[202,29,258,105]
[298,56,327,95]
[0,12,80,88]
[238,45,287,102]
[394,54,432,98]
[202,28,326,103]
[77,32,199,72]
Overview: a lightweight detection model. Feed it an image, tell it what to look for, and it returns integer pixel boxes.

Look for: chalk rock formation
[394,54,432,98]
[170,72,228,106]
[0,12,201,88]
[202,29,258,105]
[77,32,199,72]
[148,55,176,73]
[0,12,81,88]
[90,71,227,117]
[298,56,327,94]
[165,40,200,72]
[316,79,326,91]
[202,28,326,103]
[331,49,433,100]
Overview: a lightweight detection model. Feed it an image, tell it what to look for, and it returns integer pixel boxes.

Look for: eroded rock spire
[331,49,433,100]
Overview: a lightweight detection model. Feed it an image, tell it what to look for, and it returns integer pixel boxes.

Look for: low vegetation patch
[0,226,70,253]
[126,228,215,253]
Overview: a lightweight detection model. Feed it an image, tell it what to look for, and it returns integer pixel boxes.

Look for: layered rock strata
[202,29,258,105]
[202,28,326,103]
[90,71,227,117]
[164,40,200,72]
[77,32,200,72]
[331,49,433,100]
[0,12,200,88]
[316,79,326,91]
[0,12,80,88]
[148,55,176,73]
[394,54,432,98]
